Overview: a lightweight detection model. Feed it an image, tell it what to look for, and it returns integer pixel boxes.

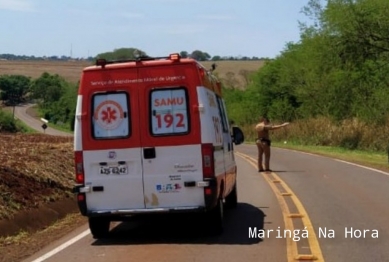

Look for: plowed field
[0,134,73,224]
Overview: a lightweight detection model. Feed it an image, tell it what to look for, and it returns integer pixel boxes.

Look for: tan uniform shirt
[255,123,270,139]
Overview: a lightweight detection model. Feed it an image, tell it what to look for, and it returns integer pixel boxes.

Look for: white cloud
[0,0,35,12]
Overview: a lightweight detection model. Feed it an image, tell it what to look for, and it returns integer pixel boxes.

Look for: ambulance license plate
[100,165,128,175]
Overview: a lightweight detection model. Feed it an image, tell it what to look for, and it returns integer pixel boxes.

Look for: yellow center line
[235,152,325,262]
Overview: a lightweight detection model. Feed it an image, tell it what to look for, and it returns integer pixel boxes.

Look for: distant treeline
[0,54,93,61]
[0,49,269,62]
[96,48,268,61]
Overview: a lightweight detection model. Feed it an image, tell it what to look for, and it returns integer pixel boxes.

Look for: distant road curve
[12,104,73,137]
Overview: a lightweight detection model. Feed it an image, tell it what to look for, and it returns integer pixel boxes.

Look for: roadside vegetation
[223,0,389,154]
[0,73,78,132]
[0,109,35,133]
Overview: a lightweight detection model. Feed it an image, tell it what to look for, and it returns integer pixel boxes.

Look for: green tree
[232,0,389,125]
[96,47,148,60]
[30,72,67,106]
[180,51,189,58]
[0,75,31,103]
[190,50,211,61]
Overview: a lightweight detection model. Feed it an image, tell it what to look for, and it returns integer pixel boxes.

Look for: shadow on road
[92,203,265,246]
[270,170,306,173]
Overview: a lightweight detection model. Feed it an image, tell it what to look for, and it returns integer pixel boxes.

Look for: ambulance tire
[89,217,110,239]
[207,198,224,235]
[225,183,238,209]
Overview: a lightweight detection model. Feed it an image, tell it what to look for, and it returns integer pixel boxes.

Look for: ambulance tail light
[202,143,215,178]
[77,193,85,202]
[75,151,84,184]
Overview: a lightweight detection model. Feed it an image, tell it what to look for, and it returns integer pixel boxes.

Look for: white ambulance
[72,53,244,238]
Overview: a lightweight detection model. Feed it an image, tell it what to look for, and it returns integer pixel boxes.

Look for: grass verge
[0,108,37,134]
[16,119,37,133]
[269,140,389,173]
[47,122,73,134]
[31,105,74,134]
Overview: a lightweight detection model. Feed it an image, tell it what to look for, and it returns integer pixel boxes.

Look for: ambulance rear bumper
[86,206,206,218]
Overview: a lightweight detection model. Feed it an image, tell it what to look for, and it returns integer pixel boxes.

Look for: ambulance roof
[82,54,206,72]
[81,53,222,96]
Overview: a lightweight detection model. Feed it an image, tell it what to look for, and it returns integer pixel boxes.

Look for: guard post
[41,118,48,133]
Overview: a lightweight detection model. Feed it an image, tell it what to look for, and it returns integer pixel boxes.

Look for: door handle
[229,142,234,151]
[143,147,156,159]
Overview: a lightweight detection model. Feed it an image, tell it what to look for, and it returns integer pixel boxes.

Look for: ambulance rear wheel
[225,183,238,209]
[207,198,224,235]
[89,217,110,239]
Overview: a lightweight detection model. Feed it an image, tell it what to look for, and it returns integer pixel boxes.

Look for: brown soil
[0,132,79,261]
[0,60,90,84]
[0,197,77,237]
[0,134,74,220]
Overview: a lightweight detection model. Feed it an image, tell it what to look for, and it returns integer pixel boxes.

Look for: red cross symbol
[101,107,117,124]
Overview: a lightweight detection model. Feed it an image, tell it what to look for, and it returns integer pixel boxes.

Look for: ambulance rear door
[137,64,204,209]
[81,68,146,212]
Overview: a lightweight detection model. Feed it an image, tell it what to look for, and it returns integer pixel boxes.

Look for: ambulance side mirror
[232,126,244,145]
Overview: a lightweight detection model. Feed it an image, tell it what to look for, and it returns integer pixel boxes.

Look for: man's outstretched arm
[265,122,290,130]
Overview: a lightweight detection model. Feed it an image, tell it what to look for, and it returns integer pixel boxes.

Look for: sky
[0,0,312,59]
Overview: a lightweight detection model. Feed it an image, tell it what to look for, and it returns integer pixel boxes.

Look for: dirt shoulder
[0,199,86,262]
[0,133,82,261]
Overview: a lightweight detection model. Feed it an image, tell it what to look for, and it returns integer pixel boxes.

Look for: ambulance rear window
[92,92,130,139]
[150,87,189,136]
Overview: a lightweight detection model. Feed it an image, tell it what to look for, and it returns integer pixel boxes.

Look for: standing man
[255,116,289,172]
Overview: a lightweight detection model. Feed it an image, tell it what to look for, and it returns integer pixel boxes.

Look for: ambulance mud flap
[72,185,88,216]
[203,178,218,210]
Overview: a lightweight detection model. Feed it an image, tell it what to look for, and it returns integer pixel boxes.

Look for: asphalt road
[21,144,389,262]
[12,104,73,137]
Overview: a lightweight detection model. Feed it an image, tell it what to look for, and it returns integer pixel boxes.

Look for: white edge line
[30,229,90,262]
[334,159,389,176]
[241,144,389,177]
[276,147,389,176]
